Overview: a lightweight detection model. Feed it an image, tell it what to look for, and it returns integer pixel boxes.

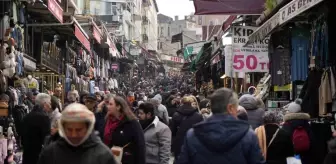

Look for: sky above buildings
[156,0,195,19]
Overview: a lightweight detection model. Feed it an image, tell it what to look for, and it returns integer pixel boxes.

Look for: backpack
[292,126,310,152]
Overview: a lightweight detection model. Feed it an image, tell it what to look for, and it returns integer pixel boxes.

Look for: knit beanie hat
[287,98,302,113]
[58,103,95,147]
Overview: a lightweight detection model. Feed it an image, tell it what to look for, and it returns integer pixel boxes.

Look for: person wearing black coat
[170,96,203,160]
[22,93,52,164]
[104,95,146,164]
[38,103,115,164]
[267,100,318,164]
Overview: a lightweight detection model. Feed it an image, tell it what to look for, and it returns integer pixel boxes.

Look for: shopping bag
[111,143,130,164]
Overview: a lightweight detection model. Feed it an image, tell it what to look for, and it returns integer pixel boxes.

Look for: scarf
[104,116,124,145]
[140,117,155,130]
[255,125,267,159]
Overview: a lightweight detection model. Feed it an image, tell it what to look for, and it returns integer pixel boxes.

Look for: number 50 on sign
[233,54,269,72]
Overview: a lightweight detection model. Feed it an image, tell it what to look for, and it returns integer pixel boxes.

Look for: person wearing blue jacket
[176,88,265,164]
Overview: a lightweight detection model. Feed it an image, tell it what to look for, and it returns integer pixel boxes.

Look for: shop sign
[170,56,183,63]
[48,0,63,23]
[247,13,279,46]
[211,54,220,65]
[224,45,244,78]
[75,24,91,52]
[279,0,324,25]
[232,26,269,73]
[23,56,36,71]
[92,23,102,44]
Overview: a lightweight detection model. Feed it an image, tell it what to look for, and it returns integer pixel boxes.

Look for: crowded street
[1,0,336,164]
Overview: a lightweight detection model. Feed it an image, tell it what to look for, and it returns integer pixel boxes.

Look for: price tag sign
[232,53,269,72]
[232,26,269,73]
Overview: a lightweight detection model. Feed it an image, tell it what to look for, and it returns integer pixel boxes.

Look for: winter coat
[171,105,203,158]
[176,114,265,164]
[22,105,51,164]
[94,106,108,140]
[324,138,336,164]
[37,133,116,164]
[108,118,146,164]
[143,117,171,164]
[239,94,265,129]
[268,113,318,164]
[152,94,169,124]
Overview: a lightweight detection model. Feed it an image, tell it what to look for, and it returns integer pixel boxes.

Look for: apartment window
[111,3,117,15]
[209,20,214,26]
[158,27,160,36]
[168,27,170,36]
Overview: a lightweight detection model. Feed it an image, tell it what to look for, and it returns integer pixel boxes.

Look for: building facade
[157,14,202,74]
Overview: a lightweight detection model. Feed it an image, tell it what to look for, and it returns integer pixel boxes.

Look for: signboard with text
[48,0,63,23]
[232,26,269,72]
[279,0,324,25]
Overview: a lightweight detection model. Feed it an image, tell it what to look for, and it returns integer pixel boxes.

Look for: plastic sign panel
[232,26,269,72]
[48,0,63,23]
[279,0,324,25]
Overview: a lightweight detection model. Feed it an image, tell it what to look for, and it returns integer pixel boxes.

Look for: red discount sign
[232,54,269,72]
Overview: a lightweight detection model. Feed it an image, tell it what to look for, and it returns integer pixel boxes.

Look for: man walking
[22,93,52,164]
[176,88,265,164]
[138,102,171,164]
[37,103,115,164]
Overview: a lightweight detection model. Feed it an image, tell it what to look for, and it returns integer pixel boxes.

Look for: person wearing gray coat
[239,94,265,129]
[138,103,171,164]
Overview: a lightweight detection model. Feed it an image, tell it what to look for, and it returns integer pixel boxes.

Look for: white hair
[35,93,51,107]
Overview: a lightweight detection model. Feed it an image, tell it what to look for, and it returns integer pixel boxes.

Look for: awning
[106,37,119,57]
[48,0,63,23]
[193,0,264,15]
[246,13,280,46]
[222,15,237,32]
[73,18,91,52]
[92,21,102,44]
[278,0,324,25]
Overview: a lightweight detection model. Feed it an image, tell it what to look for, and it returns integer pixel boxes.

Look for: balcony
[142,15,149,24]
[142,0,151,7]
[142,34,148,43]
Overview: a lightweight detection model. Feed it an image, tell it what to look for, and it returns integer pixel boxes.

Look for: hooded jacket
[268,112,319,164]
[38,103,116,164]
[176,114,265,164]
[171,105,203,157]
[152,94,169,124]
[38,133,115,164]
[239,95,265,129]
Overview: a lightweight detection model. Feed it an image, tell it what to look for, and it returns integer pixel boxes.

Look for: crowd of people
[10,80,336,164]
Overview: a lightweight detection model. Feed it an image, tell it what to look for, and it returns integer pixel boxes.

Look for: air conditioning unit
[112,15,120,22]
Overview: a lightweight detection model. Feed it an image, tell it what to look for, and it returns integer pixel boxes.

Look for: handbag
[111,142,130,164]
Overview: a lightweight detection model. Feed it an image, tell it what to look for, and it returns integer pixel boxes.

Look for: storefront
[246,0,330,116]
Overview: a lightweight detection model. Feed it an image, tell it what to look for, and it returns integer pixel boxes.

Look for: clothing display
[319,69,332,116]
[269,30,291,86]
[23,76,39,92]
[291,27,310,81]
[2,46,17,78]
